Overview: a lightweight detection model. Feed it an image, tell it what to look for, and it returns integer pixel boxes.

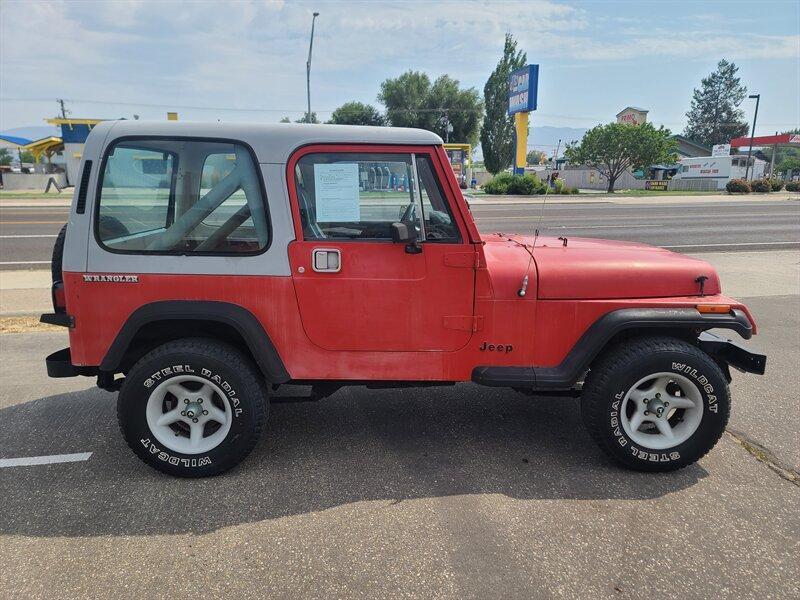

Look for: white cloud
[1,0,797,130]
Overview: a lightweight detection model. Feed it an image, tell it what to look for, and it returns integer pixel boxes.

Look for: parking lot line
[0,452,92,468]
[0,234,59,238]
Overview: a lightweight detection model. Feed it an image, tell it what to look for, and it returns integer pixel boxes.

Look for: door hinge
[443,315,483,332]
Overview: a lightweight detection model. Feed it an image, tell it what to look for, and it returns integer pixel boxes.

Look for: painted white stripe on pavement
[0,260,51,265]
[663,241,799,249]
[0,452,92,468]
[548,224,663,229]
[0,234,59,238]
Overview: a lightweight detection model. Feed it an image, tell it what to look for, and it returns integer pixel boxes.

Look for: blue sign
[508,64,538,115]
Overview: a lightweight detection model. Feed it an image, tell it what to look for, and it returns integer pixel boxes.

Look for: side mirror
[391,222,422,254]
[391,222,417,243]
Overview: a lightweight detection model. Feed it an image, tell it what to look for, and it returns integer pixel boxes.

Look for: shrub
[551,178,578,194]
[483,172,547,195]
[483,172,514,194]
[726,178,751,193]
[769,179,784,191]
[508,173,545,195]
[786,180,800,192]
[750,179,771,193]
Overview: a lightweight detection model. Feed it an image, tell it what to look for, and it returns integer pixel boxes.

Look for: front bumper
[698,331,766,375]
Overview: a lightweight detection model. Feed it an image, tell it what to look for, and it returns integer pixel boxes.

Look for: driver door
[288,147,476,352]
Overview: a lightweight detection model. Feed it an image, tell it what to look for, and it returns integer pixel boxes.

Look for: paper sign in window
[314,163,360,222]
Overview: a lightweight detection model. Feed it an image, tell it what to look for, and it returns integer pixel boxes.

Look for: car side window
[97,139,269,254]
[295,151,459,242]
[295,152,422,241]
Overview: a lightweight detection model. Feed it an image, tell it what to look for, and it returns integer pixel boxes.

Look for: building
[46,118,105,184]
[671,135,711,159]
[616,107,648,126]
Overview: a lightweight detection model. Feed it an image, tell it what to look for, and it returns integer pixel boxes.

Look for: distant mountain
[528,126,587,154]
[1,125,61,142]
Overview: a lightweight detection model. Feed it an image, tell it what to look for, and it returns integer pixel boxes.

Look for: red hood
[481,233,721,300]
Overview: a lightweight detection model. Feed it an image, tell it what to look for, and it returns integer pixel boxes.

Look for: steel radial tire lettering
[580,336,730,472]
[117,338,268,477]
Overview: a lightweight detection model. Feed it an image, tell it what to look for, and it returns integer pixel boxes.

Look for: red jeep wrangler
[42,121,765,477]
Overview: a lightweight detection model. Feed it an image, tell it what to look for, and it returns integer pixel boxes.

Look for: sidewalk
[466,191,798,205]
[0,270,52,317]
[1,251,797,317]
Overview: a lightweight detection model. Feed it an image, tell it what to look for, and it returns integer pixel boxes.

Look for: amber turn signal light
[696,304,732,314]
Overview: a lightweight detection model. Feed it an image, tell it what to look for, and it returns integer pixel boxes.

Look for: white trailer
[671,155,766,190]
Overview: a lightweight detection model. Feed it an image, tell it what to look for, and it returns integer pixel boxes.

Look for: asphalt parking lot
[1,198,798,599]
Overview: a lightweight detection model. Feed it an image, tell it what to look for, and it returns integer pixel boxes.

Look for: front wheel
[581,336,730,472]
[117,338,267,477]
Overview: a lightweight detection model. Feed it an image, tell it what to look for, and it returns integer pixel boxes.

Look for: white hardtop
[90,120,443,164]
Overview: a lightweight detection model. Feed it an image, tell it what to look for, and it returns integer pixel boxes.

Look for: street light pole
[306,12,319,124]
[744,93,760,181]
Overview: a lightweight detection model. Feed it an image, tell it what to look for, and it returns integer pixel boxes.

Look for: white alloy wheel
[145,375,233,454]
[620,372,704,450]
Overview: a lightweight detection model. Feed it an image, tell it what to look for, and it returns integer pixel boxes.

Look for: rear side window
[97,138,269,254]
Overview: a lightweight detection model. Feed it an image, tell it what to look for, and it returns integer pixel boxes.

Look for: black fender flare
[100,301,290,383]
[472,307,754,390]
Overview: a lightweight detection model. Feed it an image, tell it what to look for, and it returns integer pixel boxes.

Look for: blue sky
[1,0,798,144]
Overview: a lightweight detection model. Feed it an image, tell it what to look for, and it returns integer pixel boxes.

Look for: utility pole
[57,98,67,118]
[744,93,760,181]
[306,12,319,124]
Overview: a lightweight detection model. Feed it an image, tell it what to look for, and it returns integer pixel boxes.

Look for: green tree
[379,71,434,130]
[295,113,319,124]
[329,101,385,126]
[0,149,12,166]
[684,59,749,147]
[424,75,482,144]
[378,71,482,144]
[564,122,677,193]
[19,150,35,163]
[776,155,800,175]
[526,149,546,165]
[480,33,527,174]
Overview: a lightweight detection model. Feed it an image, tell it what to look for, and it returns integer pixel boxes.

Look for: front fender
[472,307,756,390]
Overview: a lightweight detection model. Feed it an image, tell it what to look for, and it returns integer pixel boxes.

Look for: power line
[2,96,796,129]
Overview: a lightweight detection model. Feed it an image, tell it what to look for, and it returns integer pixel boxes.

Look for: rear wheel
[581,336,730,472]
[118,338,268,477]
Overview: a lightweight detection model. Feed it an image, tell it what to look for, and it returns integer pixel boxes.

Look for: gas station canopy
[730,133,800,148]
[730,133,799,177]
[24,136,64,163]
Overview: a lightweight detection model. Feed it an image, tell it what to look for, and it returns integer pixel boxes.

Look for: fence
[667,178,718,191]
[558,168,645,191]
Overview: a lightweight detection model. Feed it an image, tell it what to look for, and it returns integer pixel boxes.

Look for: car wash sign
[508,64,539,115]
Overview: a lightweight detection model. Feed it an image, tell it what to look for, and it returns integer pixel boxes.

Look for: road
[1,290,798,598]
[1,198,799,269]
[1,196,799,598]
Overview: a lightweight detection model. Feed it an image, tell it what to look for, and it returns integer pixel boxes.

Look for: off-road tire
[118,338,268,477]
[581,336,730,472]
[51,224,67,283]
